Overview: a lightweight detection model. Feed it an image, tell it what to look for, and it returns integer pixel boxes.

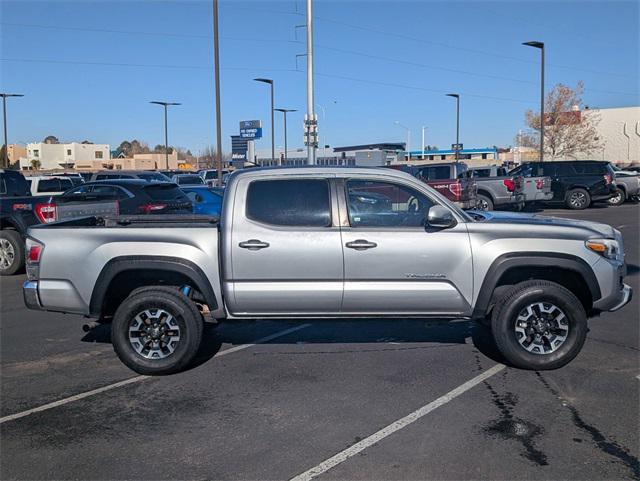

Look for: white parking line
[0,323,311,425]
[289,363,505,481]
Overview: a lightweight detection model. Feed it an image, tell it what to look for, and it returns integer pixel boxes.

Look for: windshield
[176,175,204,185]
[137,172,170,182]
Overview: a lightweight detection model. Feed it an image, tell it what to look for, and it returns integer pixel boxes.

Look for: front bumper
[608,284,633,312]
[23,280,43,311]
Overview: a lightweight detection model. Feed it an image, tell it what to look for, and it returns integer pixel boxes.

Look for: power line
[315,44,638,97]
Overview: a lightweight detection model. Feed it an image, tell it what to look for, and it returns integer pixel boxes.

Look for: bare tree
[30,158,41,170]
[522,82,602,160]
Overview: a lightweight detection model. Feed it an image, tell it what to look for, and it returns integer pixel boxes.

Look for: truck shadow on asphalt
[81,318,505,372]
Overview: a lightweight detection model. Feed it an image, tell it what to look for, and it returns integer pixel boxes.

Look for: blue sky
[1,0,638,155]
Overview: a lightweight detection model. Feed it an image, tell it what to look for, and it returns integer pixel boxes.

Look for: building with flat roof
[22,142,110,170]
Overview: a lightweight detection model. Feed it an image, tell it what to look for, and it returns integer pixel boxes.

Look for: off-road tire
[565,188,591,210]
[0,230,24,276]
[491,280,587,370]
[112,287,204,375]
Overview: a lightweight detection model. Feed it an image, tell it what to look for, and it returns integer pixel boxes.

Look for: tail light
[34,203,57,223]
[503,179,516,192]
[25,238,44,280]
[535,179,544,189]
[138,203,167,214]
[604,174,613,185]
[448,182,462,198]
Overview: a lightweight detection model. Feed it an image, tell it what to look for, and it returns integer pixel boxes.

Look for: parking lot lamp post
[150,101,181,170]
[1,93,24,168]
[421,125,427,159]
[275,108,296,163]
[394,121,411,161]
[523,41,545,161]
[254,78,276,165]
[446,94,460,160]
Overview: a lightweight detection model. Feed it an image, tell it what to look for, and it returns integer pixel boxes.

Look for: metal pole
[213,0,223,184]
[2,96,7,168]
[270,82,276,165]
[455,96,460,161]
[306,0,316,165]
[421,126,425,159]
[407,130,411,161]
[163,104,169,170]
[283,111,288,163]
[540,45,545,162]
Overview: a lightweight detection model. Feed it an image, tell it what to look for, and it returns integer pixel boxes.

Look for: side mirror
[427,205,456,229]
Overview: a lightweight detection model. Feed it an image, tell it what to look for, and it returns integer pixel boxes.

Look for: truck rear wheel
[491,280,587,370]
[112,288,203,375]
[565,188,590,210]
[0,230,24,276]
[476,194,494,211]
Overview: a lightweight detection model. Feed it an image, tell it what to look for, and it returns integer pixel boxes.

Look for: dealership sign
[240,120,263,139]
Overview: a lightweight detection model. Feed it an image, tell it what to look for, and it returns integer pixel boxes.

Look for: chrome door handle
[345,239,377,250]
[239,239,270,250]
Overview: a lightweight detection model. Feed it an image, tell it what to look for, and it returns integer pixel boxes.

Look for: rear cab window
[143,184,190,202]
[37,178,73,192]
[246,179,331,227]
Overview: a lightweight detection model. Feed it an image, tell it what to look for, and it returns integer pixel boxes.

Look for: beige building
[579,106,640,165]
[7,144,27,167]
[22,142,110,170]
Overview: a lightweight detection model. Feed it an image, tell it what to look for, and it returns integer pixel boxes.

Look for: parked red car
[387,162,477,209]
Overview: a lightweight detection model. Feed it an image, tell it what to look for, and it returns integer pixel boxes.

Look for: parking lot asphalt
[1,204,638,480]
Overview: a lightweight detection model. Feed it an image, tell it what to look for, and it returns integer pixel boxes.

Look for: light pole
[305,0,317,165]
[275,108,296,163]
[394,121,411,161]
[150,101,181,170]
[212,0,223,183]
[523,41,545,161]
[254,78,276,165]
[421,125,427,159]
[1,93,24,168]
[446,93,460,160]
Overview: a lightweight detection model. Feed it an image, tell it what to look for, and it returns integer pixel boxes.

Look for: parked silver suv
[23,167,632,375]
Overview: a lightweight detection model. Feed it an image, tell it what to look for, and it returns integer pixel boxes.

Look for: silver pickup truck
[23,167,632,375]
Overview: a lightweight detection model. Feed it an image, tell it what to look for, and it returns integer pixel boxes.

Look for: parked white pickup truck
[23,167,632,375]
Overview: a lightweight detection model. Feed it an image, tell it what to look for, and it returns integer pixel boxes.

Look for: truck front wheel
[112,288,203,375]
[491,280,587,370]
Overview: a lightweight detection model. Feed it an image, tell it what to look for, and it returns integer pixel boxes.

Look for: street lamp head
[523,41,544,49]
[275,108,297,113]
[253,78,273,85]
[0,93,24,98]
[446,93,459,99]
[150,101,181,106]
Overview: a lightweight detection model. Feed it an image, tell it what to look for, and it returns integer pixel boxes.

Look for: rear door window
[246,179,331,227]
[573,163,606,174]
[473,169,491,178]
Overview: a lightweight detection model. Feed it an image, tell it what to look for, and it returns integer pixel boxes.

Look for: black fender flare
[90,256,218,317]
[472,252,601,319]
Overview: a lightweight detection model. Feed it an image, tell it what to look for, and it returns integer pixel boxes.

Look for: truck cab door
[226,176,344,316]
[338,177,473,316]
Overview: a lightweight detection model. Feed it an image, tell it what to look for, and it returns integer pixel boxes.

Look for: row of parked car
[391,160,639,212]
[1,161,638,276]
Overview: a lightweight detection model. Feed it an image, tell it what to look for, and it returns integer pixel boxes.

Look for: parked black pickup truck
[0,169,48,275]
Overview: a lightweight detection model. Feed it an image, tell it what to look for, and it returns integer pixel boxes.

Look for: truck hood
[470,210,617,239]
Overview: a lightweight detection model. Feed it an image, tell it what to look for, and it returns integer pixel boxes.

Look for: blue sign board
[240,127,263,139]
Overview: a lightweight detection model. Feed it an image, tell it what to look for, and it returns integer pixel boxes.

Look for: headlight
[585,239,621,260]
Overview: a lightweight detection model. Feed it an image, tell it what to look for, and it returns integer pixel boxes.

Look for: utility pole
[421,125,426,159]
[304,0,317,165]
[150,101,180,170]
[213,0,223,184]
[1,93,24,168]
[394,121,411,161]
[523,41,545,161]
